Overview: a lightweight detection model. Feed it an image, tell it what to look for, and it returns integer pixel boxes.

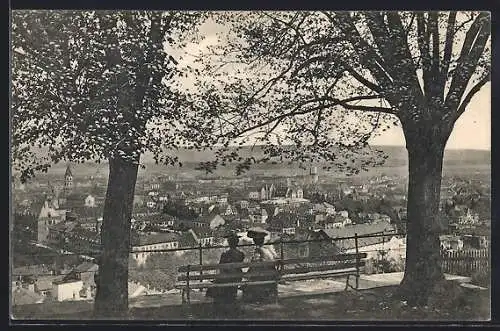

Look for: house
[146,200,157,209]
[440,235,464,251]
[144,182,160,191]
[84,194,96,208]
[248,191,260,200]
[280,229,339,259]
[37,196,66,243]
[267,212,298,235]
[149,214,176,229]
[313,202,336,215]
[323,214,350,229]
[179,228,215,248]
[62,262,99,299]
[190,214,225,230]
[286,186,304,199]
[197,231,215,247]
[52,279,84,301]
[131,232,180,265]
[260,184,275,200]
[216,194,229,204]
[321,220,398,257]
[34,275,65,297]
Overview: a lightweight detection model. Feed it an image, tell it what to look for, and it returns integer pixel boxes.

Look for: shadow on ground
[129,284,490,321]
[13,281,490,321]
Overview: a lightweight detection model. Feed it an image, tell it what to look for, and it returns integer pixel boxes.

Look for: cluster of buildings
[11,163,490,305]
[11,261,154,306]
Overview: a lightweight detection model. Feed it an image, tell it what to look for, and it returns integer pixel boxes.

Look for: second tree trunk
[94,157,139,318]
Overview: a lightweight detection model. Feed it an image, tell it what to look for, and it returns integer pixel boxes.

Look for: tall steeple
[64,163,73,192]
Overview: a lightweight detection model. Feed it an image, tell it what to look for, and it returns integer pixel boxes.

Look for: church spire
[64,163,73,192]
[65,164,73,178]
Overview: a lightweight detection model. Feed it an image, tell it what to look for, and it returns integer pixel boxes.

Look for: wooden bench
[175,252,367,305]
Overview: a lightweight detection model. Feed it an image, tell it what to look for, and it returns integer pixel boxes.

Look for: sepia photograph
[10,10,491,322]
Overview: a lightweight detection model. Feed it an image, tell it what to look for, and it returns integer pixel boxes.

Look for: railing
[12,230,490,305]
[12,231,405,275]
[12,231,410,305]
[440,248,490,277]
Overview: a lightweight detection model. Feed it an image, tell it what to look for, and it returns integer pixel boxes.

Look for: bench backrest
[177,252,367,282]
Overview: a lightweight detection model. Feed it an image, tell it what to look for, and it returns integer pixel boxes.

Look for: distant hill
[23,145,490,178]
[142,145,491,165]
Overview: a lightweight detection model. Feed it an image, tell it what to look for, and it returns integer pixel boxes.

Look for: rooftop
[132,232,180,246]
[11,287,45,306]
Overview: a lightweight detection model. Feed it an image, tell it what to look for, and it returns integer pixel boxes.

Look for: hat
[247,227,270,239]
[223,230,241,239]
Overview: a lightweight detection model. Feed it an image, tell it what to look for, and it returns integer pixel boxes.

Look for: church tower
[64,164,73,192]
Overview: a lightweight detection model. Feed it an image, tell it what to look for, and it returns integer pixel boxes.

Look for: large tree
[11,10,201,317]
[186,11,490,305]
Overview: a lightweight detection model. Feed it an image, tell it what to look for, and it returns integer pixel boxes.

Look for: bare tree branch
[214,94,392,140]
[344,65,382,93]
[323,11,394,89]
[445,12,490,111]
[428,12,440,78]
[454,74,490,121]
[440,12,457,92]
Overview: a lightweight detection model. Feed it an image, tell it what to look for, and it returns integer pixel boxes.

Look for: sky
[370,84,491,150]
[177,13,491,151]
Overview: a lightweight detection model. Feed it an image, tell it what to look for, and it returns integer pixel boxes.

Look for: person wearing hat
[242,227,279,303]
[206,231,245,305]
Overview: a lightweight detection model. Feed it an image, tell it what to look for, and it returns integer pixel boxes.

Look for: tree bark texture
[94,157,139,318]
[399,121,450,306]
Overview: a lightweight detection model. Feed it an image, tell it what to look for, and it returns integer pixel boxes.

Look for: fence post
[186,264,191,304]
[280,237,284,262]
[354,233,359,289]
[199,242,203,291]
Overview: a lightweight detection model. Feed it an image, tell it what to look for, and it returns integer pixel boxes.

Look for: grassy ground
[128,283,490,321]
[14,280,488,321]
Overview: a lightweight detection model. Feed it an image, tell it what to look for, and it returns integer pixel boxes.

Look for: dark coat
[206,248,245,302]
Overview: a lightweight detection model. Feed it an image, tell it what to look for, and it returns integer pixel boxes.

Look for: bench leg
[345,275,350,291]
[274,283,279,304]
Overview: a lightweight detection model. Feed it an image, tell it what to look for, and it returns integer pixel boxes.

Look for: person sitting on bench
[206,231,245,304]
[242,227,279,303]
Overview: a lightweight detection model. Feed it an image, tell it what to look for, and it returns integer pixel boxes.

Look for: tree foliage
[11,10,202,182]
[11,10,205,317]
[181,11,489,174]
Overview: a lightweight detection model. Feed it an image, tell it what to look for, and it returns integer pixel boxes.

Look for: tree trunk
[94,157,139,318]
[399,122,449,306]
